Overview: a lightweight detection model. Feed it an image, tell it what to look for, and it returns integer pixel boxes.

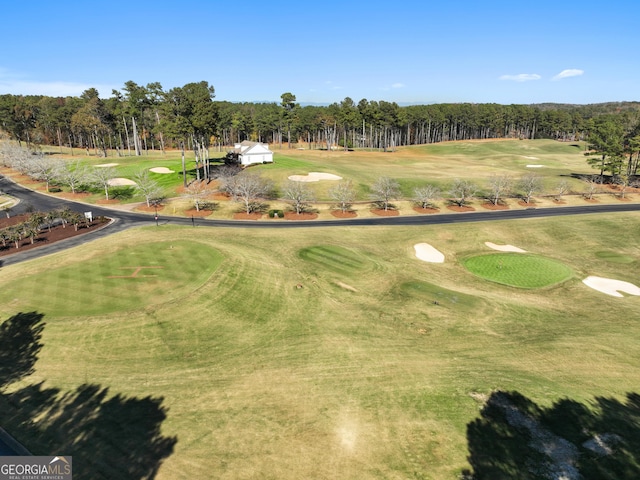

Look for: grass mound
[462,253,573,288]
[595,251,636,264]
[298,245,369,275]
[0,240,223,316]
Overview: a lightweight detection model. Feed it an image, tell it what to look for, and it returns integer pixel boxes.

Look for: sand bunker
[485,242,527,253]
[108,178,137,186]
[522,156,539,160]
[288,172,343,182]
[414,243,445,263]
[150,167,175,174]
[526,165,544,168]
[96,163,119,167]
[582,276,640,297]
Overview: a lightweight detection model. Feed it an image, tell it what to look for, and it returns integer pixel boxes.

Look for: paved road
[2,174,640,266]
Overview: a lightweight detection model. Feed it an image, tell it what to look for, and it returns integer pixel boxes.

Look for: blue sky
[1,0,638,105]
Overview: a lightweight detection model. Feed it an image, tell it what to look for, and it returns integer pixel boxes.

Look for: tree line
[2,81,640,158]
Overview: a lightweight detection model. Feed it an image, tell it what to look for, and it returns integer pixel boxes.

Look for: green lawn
[462,253,574,288]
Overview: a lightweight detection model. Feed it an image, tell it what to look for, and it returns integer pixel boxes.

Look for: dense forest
[1,80,640,177]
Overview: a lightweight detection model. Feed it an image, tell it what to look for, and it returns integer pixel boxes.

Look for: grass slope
[0,212,639,478]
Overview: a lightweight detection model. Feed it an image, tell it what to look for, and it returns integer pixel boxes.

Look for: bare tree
[371,176,400,211]
[90,166,117,200]
[554,179,570,201]
[518,173,543,204]
[582,175,600,200]
[449,179,477,207]
[487,175,511,205]
[228,172,273,214]
[412,184,441,209]
[134,170,163,207]
[283,180,315,214]
[183,180,212,212]
[614,173,631,199]
[27,154,63,192]
[329,180,357,213]
[55,160,90,194]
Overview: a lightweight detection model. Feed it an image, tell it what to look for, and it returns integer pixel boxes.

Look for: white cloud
[552,69,584,81]
[0,81,116,97]
[391,83,405,89]
[0,69,118,98]
[499,74,542,82]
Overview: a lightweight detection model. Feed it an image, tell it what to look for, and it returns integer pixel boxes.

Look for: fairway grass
[0,240,223,316]
[462,253,574,288]
[1,213,640,479]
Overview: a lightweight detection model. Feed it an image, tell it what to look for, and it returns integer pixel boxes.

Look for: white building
[230,141,274,166]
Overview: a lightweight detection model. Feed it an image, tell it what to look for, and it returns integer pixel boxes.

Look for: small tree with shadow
[582,175,600,200]
[413,184,441,209]
[487,174,511,205]
[329,180,356,213]
[518,173,543,204]
[283,180,315,214]
[449,179,477,207]
[228,172,273,214]
[371,176,400,211]
[183,180,212,212]
[134,170,163,207]
[554,179,570,201]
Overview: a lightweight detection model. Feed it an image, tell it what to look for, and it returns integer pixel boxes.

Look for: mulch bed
[517,201,536,207]
[583,198,599,203]
[412,207,439,214]
[134,204,165,213]
[371,209,400,216]
[184,209,213,217]
[0,214,109,258]
[331,210,358,218]
[284,212,318,220]
[552,199,566,205]
[446,205,475,212]
[55,192,91,200]
[233,212,262,220]
[480,203,509,211]
[96,199,121,205]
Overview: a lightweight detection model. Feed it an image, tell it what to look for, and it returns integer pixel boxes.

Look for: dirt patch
[0,214,109,258]
[284,212,318,220]
[552,199,567,205]
[481,203,509,211]
[447,205,475,212]
[233,212,262,220]
[331,210,358,218]
[412,207,439,214]
[371,209,399,216]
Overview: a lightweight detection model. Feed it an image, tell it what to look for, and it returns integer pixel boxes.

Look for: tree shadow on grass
[0,312,177,479]
[463,390,640,480]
